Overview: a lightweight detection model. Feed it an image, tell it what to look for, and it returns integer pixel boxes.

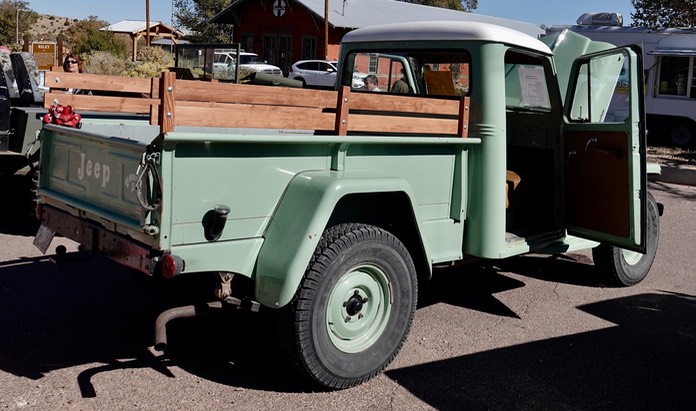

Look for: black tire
[278,223,417,389]
[592,192,660,286]
[669,122,694,147]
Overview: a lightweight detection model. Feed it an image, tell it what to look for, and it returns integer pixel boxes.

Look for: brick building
[211,0,543,74]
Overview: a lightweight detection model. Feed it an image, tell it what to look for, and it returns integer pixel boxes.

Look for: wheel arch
[327,191,430,284]
[255,170,430,309]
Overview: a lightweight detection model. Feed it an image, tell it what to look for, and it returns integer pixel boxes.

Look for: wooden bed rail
[44,71,470,138]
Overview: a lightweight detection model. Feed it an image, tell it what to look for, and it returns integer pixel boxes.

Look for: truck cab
[339,21,652,262]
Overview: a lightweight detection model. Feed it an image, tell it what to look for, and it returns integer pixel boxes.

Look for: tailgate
[40,123,160,228]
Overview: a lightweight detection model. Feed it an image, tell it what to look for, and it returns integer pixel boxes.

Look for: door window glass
[569,50,630,123]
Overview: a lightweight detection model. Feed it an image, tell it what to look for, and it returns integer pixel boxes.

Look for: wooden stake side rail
[43,71,470,138]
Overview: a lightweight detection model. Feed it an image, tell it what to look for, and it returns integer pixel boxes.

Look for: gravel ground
[647,145,696,168]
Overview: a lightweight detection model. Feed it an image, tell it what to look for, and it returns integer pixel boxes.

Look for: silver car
[288,59,368,89]
[288,60,339,88]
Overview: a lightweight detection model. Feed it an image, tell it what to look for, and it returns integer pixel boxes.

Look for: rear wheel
[279,223,417,389]
[592,192,660,286]
[669,122,694,147]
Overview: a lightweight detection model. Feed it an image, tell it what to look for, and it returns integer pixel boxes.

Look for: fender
[255,169,429,308]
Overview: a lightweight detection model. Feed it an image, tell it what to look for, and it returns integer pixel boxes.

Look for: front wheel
[278,223,417,389]
[592,192,660,286]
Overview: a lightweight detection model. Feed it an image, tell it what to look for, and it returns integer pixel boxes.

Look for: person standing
[61,54,90,94]
[390,68,411,93]
[63,53,85,74]
[365,74,381,92]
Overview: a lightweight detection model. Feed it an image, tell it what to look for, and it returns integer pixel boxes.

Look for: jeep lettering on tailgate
[77,152,110,188]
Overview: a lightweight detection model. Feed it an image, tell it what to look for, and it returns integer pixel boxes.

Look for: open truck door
[562,46,647,253]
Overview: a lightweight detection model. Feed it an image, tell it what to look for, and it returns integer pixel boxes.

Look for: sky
[28,0,635,27]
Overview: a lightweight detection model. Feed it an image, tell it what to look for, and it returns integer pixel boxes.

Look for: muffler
[152,301,226,352]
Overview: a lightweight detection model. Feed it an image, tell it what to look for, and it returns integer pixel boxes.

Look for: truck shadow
[0,253,309,394]
[491,253,607,287]
[419,252,604,315]
[0,253,158,381]
[0,174,39,236]
[419,264,526,318]
[650,179,696,200]
[386,291,696,410]
[0,249,686,399]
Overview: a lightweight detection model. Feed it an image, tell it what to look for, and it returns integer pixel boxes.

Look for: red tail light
[161,254,184,278]
[35,203,43,221]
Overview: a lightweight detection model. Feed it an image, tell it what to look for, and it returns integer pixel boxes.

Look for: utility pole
[146,0,151,47]
[324,0,328,59]
[15,8,26,46]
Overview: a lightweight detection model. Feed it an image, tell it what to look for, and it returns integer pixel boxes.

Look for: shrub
[121,46,174,78]
[83,51,130,76]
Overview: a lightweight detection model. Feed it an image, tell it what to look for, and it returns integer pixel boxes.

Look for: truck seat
[506,170,521,208]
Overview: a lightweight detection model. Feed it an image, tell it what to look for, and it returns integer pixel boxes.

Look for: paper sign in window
[518,66,550,108]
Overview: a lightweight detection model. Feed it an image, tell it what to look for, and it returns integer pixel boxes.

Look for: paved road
[1,176,694,410]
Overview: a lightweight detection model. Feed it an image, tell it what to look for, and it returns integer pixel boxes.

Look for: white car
[214,50,282,77]
[288,60,368,89]
[288,60,338,88]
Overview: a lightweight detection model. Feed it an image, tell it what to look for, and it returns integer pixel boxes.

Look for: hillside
[27,13,77,41]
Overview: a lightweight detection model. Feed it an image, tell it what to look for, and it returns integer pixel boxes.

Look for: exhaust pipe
[152,301,225,352]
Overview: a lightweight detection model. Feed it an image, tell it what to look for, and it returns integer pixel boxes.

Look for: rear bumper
[39,205,158,274]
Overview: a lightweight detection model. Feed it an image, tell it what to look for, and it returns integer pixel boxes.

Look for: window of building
[241,33,254,52]
[368,54,378,73]
[263,34,277,65]
[302,37,316,60]
[278,35,292,73]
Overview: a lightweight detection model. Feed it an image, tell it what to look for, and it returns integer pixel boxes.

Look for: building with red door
[211,0,543,74]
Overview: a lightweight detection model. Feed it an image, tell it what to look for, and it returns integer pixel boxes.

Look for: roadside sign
[31,42,56,71]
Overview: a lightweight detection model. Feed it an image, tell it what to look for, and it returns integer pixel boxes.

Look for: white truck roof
[341,21,552,55]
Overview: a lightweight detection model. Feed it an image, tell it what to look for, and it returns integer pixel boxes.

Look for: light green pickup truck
[34,21,660,389]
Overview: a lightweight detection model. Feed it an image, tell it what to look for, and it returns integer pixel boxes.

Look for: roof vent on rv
[576,12,623,26]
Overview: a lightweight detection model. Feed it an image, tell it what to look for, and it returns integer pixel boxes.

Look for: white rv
[547,12,696,147]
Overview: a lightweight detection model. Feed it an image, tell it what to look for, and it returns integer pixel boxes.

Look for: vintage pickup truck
[33,21,660,389]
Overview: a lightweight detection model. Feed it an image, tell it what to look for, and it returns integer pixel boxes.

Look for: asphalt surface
[0,175,694,410]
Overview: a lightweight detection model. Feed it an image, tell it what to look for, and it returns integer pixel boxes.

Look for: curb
[650,165,696,187]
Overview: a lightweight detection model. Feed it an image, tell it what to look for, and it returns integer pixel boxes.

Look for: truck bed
[37,72,480,275]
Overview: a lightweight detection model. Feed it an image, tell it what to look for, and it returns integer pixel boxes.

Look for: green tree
[408,0,478,12]
[64,16,128,57]
[173,0,233,43]
[631,0,696,28]
[0,0,37,47]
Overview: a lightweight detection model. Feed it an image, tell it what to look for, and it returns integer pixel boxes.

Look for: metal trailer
[546,15,696,147]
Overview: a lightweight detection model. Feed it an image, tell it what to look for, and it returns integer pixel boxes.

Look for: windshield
[240,55,263,65]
